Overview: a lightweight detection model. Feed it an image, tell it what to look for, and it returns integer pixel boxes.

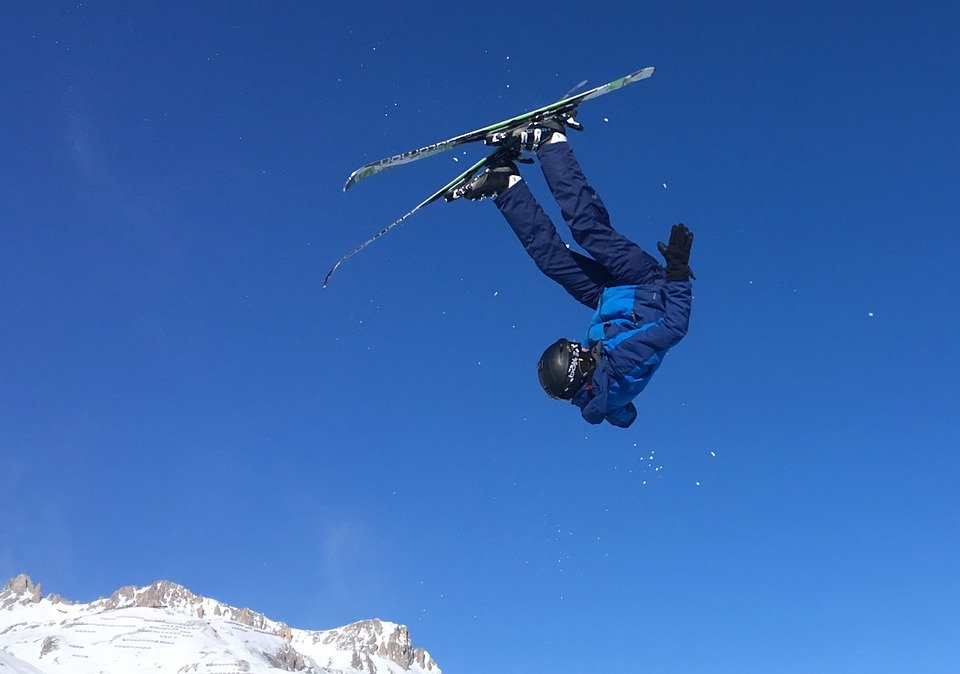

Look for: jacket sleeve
[572,365,638,428]
[575,367,610,425]
[622,280,692,349]
[601,280,692,378]
[643,280,692,349]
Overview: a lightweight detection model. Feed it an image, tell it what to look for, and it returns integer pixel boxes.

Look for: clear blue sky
[2,2,959,672]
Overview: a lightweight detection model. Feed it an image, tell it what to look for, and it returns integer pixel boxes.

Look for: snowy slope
[0,648,45,674]
[0,575,440,674]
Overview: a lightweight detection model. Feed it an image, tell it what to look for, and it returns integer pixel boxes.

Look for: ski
[323,146,518,288]
[343,66,655,191]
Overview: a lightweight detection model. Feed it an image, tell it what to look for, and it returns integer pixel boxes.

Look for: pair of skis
[323,66,655,287]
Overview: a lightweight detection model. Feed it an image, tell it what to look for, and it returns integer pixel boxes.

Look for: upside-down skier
[448,115,694,428]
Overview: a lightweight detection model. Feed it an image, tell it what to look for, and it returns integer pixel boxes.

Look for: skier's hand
[657,223,695,281]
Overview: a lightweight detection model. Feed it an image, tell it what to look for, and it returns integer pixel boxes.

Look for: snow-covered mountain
[0,575,441,674]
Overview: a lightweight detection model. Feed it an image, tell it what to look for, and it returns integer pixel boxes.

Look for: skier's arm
[573,365,638,428]
[627,221,693,351]
[644,279,693,349]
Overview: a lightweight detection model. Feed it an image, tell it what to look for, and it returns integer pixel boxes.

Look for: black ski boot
[446,159,521,201]
[485,110,584,151]
[517,111,583,151]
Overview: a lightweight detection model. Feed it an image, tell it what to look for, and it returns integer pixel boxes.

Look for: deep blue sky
[2,2,959,672]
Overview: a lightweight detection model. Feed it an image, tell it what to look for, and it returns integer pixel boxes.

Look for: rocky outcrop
[317,620,438,673]
[103,579,208,619]
[100,579,296,637]
[1,575,73,611]
[262,644,311,671]
[0,575,43,609]
[39,636,59,657]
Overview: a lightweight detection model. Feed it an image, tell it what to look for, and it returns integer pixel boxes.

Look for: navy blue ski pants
[494,141,663,309]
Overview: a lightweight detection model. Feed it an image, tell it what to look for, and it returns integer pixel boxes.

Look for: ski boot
[485,109,584,151]
[445,158,522,201]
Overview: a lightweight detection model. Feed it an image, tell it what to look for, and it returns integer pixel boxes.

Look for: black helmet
[537,338,597,400]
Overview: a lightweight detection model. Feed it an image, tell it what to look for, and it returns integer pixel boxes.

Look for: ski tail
[325,147,514,287]
[343,135,470,191]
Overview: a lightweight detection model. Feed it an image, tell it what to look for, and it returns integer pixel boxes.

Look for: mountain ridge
[0,574,440,674]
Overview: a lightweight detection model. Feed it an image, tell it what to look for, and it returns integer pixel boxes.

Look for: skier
[450,115,694,428]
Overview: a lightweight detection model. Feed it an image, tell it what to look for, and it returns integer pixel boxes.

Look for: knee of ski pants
[605,248,665,286]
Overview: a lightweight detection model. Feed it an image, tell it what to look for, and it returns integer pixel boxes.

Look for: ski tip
[322,261,341,288]
[344,165,373,191]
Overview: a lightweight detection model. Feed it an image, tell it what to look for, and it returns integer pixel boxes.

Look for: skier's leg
[494,180,608,308]
[537,141,662,285]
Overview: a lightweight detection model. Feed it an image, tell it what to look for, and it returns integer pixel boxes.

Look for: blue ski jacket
[494,141,692,428]
[572,280,692,427]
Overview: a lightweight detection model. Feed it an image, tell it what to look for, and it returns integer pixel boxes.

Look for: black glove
[657,223,695,281]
